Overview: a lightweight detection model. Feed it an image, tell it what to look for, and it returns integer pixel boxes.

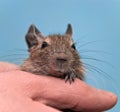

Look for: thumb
[28,102,61,112]
[13,71,117,111]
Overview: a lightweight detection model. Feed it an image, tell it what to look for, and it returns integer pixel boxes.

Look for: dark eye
[71,44,76,50]
[41,41,49,49]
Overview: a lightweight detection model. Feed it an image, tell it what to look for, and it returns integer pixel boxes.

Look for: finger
[0,62,19,72]
[0,90,60,112]
[30,102,61,112]
[10,71,117,112]
[1,71,117,112]
[31,77,117,112]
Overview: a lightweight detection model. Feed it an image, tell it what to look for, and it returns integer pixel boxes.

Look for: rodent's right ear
[25,24,44,51]
[65,24,73,37]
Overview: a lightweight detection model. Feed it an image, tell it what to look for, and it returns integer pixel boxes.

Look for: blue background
[0,0,120,111]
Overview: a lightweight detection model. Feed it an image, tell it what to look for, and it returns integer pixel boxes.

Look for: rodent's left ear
[25,24,44,51]
[65,24,73,36]
[27,24,44,38]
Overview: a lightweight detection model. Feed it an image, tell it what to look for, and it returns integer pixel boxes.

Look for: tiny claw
[65,74,69,83]
[64,72,76,84]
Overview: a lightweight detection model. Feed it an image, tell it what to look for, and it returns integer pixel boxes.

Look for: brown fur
[20,24,84,83]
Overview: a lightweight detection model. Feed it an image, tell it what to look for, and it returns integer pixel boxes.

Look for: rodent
[20,24,85,83]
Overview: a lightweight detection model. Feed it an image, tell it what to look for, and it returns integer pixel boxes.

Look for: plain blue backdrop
[0,0,120,111]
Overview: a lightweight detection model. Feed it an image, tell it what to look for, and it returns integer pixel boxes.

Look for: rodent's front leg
[65,72,76,83]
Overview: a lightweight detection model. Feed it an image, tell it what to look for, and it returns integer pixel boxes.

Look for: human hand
[0,62,117,112]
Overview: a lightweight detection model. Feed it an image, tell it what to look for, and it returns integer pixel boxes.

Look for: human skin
[0,62,117,112]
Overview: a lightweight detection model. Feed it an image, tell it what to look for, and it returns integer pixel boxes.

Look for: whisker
[85,70,107,88]
[76,38,119,93]
[84,63,119,93]
[83,63,113,81]
[74,34,89,44]
[0,59,25,65]
[76,40,103,48]
[1,58,25,62]
[81,56,114,68]
[7,48,28,52]
[0,53,27,58]
[78,49,111,55]
[0,53,26,65]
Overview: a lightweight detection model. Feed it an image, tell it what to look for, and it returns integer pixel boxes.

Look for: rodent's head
[23,24,84,82]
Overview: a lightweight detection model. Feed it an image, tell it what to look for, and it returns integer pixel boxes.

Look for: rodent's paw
[65,72,76,84]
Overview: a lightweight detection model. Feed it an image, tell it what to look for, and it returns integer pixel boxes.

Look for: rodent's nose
[56,58,67,63]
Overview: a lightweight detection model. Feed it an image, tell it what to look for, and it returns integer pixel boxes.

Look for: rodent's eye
[41,41,49,49]
[71,44,76,50]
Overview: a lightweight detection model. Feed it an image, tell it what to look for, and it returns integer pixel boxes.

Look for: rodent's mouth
[49,65,68,77]
[52,64,68,73]
[51,71,68,78]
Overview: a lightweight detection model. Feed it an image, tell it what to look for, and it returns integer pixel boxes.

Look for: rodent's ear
[27,24,44,38]
[25,24,44,51]
[65,24,73,36]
